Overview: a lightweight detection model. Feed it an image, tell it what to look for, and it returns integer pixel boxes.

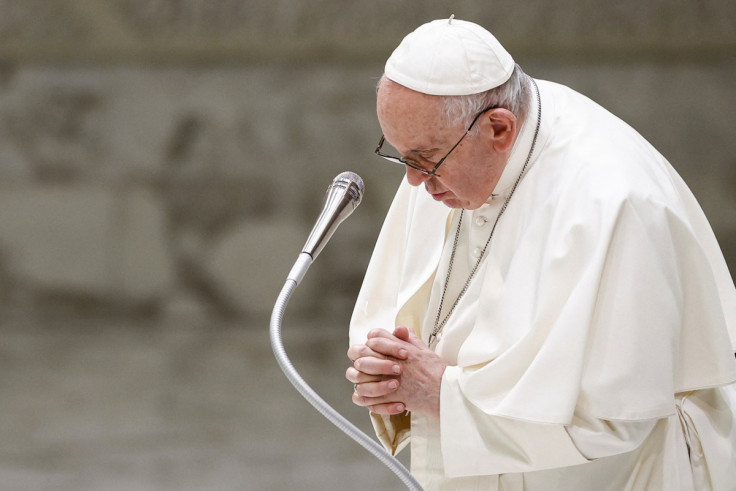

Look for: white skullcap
[385,16,515,96]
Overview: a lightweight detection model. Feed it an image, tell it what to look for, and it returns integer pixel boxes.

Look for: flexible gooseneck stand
[270,252,423,491]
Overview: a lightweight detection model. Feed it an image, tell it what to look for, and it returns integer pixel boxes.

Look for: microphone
[303,171,364,259]
[271,170,421,489]
[287,171,364,284]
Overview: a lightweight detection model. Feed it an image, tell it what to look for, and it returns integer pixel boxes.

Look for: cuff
[370,411,411,456]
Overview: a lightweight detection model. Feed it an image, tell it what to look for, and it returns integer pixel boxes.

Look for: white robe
[350,79,736,489]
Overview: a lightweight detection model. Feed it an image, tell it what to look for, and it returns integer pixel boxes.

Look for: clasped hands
[346,326,448,419]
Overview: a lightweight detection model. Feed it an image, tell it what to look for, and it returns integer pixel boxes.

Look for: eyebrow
[408,147,440,156]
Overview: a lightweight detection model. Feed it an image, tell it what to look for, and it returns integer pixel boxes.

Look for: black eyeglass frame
[374,105,498,178]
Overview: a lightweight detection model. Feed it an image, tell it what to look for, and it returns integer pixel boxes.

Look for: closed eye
[408,151,439,166]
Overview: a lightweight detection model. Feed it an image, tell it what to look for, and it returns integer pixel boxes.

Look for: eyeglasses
[374,105,498,178]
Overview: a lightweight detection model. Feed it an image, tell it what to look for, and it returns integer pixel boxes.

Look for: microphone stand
[270,251,423,490]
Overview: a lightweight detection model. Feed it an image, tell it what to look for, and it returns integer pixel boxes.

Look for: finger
[354,356,402,376]
[347,344,386,363]
[391,326,426,350]
[392,326,411,342]
[366,328,392,339]
[345,366,386,385]
[401,327,428,349]
[367,327,410,345]
[351,393,405,415]
[369,402,406,415]
[354,378,399,398]
[351,391,387,408]
[366,336,409,360]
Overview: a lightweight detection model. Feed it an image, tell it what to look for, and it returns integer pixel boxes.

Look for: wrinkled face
[376,82,511,210]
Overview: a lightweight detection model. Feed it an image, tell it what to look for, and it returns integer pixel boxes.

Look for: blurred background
[0,1,734,490]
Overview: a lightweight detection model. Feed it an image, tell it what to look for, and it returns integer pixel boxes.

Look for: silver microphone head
[301,172,365,259]
[330,171,364,208]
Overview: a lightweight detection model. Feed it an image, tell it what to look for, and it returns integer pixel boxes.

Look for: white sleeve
[565,409,656,459]
[440,366,658,477]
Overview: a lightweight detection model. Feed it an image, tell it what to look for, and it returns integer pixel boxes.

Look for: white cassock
[350,79,736,490]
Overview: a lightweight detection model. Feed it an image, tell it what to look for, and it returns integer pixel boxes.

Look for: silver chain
[429,79,542,348]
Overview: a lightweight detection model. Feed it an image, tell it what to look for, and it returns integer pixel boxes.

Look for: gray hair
[378,64,532,135]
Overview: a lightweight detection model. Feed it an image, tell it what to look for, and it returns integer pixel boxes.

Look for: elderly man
[345,17,736,490]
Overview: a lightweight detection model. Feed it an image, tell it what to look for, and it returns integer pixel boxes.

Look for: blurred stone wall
[0,0,734,321]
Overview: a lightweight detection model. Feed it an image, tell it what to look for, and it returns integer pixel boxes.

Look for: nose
[405,167,432,187]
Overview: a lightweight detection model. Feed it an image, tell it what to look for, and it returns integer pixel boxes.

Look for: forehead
[376,83,449,149]
[377,82,441,121]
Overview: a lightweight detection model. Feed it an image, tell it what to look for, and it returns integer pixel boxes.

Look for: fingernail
[392,364,400,374]
[395,403,405,412]
[398,349,408,358]
[388,380,398,390]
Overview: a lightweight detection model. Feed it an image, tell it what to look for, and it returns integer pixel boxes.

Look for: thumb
[392,325,411,342]
[393,326,426,349]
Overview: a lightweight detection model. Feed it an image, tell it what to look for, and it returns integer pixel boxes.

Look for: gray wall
[0,1,734,489]
[0,1,734,320]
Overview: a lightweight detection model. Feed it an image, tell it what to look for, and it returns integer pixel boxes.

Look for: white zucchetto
[385,16,515,96]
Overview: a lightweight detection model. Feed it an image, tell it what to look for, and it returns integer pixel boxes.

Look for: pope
[345,17,736,490]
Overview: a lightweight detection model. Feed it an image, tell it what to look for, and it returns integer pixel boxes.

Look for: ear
[486,109,518,153]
